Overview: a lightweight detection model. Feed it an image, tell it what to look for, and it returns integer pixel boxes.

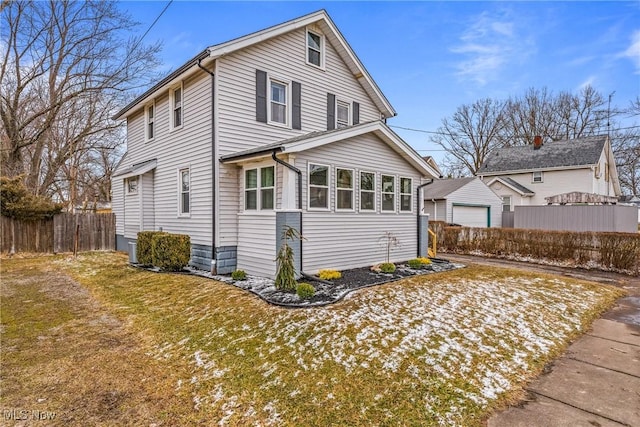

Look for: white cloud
[451,10,533,86]
[578,76,597,91]
[620,30,640,74]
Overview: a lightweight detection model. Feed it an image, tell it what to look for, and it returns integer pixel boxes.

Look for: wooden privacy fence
[1,213,115,254]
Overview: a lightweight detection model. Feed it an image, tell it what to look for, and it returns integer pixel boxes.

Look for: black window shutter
[292,81,301,130]
[327,93,336,130]
[256,70,267,123]
[353,102,360,125]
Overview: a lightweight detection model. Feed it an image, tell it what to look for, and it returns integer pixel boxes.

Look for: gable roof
[479,135,608,175]
[113,10,394,120]
[421,177,475,199]
[220,121,440,178]
[486,177,534,196]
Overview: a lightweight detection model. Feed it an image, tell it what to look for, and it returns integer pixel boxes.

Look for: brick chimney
[533,135,543,150]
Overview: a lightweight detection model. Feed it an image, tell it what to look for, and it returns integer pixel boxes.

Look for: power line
[131,0,173,54]
[390,123,640,136]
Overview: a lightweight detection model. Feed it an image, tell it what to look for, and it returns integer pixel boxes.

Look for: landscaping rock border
[135,258,465,308]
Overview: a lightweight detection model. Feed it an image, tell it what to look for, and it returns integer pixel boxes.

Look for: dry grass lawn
[0,252,623,426]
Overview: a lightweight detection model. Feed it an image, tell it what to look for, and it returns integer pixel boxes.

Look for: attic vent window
[306,30,323,68]
[532,171,543,183]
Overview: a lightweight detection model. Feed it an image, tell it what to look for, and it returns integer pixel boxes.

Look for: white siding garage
[452,204,490,227]
[423,177,502,227]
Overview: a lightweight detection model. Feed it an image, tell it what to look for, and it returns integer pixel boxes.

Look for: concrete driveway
[444,255,640,427]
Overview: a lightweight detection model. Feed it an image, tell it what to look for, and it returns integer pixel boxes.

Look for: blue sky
[118,1,640,162]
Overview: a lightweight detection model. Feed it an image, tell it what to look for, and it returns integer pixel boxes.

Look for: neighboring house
[478,135,621,211]
[423,177,502,228]
[111,10,440,278]
[422,156,443,179]
[619,195,640,223]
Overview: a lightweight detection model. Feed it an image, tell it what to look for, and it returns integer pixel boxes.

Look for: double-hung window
[179,168,190,215]
[172,84,183,129]
[336,168,354,210]
[309,164,329,209]
[532,171,543,183]
[306,30,323,67]
[400,177,412,212]
[336,100,350,129]
[360,171,375,211]
[145,102,154,141]
[244,166,275,211]
[126,177,138,194]
[270,80,288,125]
[502,196,512,212]
[381,175,395,212]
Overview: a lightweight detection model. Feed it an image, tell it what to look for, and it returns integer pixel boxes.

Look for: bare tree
[0,0,160,206]
[430,98,507,175]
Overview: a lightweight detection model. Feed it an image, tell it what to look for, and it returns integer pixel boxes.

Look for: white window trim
[125,177,138,195]
[502,195,512,212]
[145,101,155,142]
[305,28,325,69]
[399,177,413,213]
[335,167,355,212]
[267,76,291,128]
[178,167,190,217]
[308,162,330,211]
[243,164,276,212]
[381,174,396,213]
[336,99,351,129]
[170,82,184,131]
[532,171,543,183]
[359,170,376,212]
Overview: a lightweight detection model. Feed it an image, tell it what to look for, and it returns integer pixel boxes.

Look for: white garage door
[452,205,489,227]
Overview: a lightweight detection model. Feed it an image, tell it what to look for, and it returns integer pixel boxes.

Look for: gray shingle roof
[494,177,534,195]
[422,177,475,199]
[480,136,607,174]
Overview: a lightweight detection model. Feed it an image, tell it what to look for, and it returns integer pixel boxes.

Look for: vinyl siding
[237,213,276,278]
[483,168,593,206]
[123,188,140,238]
[292,133,425,273]
[141,171,155,230]
[113,177,124,235]
[446,178,502,227]
[113,72,213,246]
[216,25,383,247]
[424,200,447,222]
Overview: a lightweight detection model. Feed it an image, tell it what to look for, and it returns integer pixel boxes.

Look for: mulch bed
[136,258,464,308]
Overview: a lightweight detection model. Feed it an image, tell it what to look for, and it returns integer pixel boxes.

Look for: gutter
[417,179,436,257]
[271,151,307,275]
[196,59,217,268]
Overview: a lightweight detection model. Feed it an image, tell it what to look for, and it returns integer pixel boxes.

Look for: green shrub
[137,231,166,265]
[296,282,316,299]
[231,270,247,281]
[0,175,63,220]
[380,262,396,273]
[318,269,341,280]
[151,233,190,271]
[407,258,427,270]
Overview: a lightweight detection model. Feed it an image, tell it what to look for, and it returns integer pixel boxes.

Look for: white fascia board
[486,177,534,196]
[207,12,325,59]
[207,10,395,118]
[282,122,437,178]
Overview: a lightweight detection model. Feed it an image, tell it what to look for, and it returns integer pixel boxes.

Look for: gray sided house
[111,10,440,278]
[423,177,502,228]
[478,135,621,210]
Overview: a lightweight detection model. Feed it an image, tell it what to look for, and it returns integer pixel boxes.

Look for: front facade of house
[112,10,439,277]
[478,136,621,211]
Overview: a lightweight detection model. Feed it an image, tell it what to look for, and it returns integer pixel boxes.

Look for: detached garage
[423,177,502,227]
